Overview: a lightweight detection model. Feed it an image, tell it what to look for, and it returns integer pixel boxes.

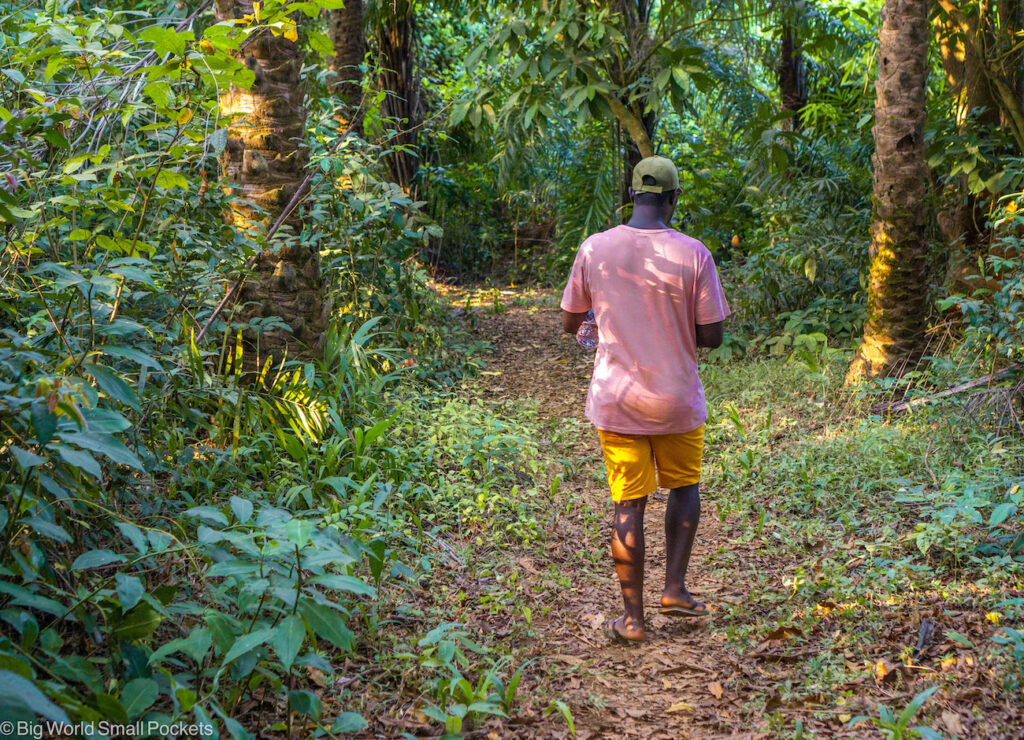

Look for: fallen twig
[880,364,1022,414]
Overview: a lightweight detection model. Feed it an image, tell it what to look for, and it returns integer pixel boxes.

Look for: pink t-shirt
[560,225,730,435]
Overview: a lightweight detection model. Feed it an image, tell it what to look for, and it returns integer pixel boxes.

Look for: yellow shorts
[597,425,705,502]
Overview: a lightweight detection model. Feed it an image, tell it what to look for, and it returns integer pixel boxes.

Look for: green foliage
[939,205,1024,366]
[850,686,943,740]
[0,0,553,732]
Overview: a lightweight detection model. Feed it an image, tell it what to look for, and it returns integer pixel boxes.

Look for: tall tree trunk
[939,0,1024,150]
[846,0,931,382]
[619,110,656,215]
[997,0,1024,127]
[612,0,655,212]
[329,0,366,133]
[933,8,990,267]
[375,1,420,194]
[778,21,807,131]
[215,0,326,361]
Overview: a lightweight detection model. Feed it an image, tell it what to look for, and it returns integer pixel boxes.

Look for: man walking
[561,156,730,643]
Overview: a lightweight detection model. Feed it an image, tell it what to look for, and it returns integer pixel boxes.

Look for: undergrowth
[700,355,1024,736]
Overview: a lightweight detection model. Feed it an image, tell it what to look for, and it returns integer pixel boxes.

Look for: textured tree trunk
[778,22,807,131]
[619,110,656,215]
[612,0,655,212]
[329,0,366,132]
[375,1,420,194]
[215,0,327,362]
[997,0,1024,135]
[846,0,931,382]
[939,0,1024,151]
[933,8,990,264]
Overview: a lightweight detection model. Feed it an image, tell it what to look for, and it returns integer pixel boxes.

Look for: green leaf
[10,446,45,469]
[308,574,376,598]
[331,712,367,732]
[31,403,57,444]
[896,686,938,729]
[289,690,322,719]
[308,31,334,57]
[144,81,171,108]
[186,506,229,526]
[222,628,274,665]
[206,612,237,654]
[944,630,974,648]
[116,521,149,554]
[0,669,71,724]
[284,518,312,547]
[154,170,188,190]
[148,628,212,666]
[272,614,305,672]
[120,677,158,718]
[140,26,194,57]
[299,599,355,653]
[230,496,253,523]
[113,602,162,641]
[990,502,1015,527]
[179,627,213,664]
[208,128,228,153]
[115,573,145,611]
[84,363,140,412]
[22,517,71,544]
[72,549,126,570]
[101,345,162,369]
[61,432,143,470]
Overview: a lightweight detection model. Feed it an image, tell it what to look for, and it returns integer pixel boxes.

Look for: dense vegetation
[0,0,1022,737]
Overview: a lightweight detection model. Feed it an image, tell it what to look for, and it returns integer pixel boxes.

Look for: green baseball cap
[632,156,679,193]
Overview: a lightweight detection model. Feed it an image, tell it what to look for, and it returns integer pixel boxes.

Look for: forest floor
[461,286,748,739]
[407,285,1024,739]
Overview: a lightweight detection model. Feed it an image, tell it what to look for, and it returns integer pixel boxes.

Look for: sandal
[603,617,644,645]
[659,602,710,618]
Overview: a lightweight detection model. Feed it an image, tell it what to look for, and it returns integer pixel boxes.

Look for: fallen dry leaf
[550,654,585,666]
[708,680,724,699]
[941,711,964,735]
[666,701,696,714]
[765,625,803,641]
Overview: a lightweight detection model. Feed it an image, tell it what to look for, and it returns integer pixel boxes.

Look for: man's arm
[696,321,724,349]
[562,310,589,335]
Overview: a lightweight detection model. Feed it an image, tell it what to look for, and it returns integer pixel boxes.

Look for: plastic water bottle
[576,310,598,350]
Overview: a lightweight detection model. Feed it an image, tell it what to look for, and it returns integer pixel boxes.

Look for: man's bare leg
[662,483,704,610]
[610,496,647,640]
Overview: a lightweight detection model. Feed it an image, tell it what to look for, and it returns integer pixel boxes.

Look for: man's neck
[627,206,671,230]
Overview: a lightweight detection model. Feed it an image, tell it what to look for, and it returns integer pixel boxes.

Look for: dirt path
[464,288,758,739]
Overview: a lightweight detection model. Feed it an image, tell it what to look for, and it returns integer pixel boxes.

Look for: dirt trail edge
[468,289,758,740]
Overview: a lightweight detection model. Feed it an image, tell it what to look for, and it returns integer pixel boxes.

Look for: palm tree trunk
[330,0,366,132]
[778,21,807,131]
[215,0,327,362]
[846,0,931,382]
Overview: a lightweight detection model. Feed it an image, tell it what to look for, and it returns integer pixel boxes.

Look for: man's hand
[562,310,589,335]
[696,321,724,349]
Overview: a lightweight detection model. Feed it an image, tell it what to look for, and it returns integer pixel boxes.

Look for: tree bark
[846,0,931,382]
[778,21,807,131]
[329,0,366,133]
[375,0,420,195]
[215,0,327,362]
[608,0,656,212]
